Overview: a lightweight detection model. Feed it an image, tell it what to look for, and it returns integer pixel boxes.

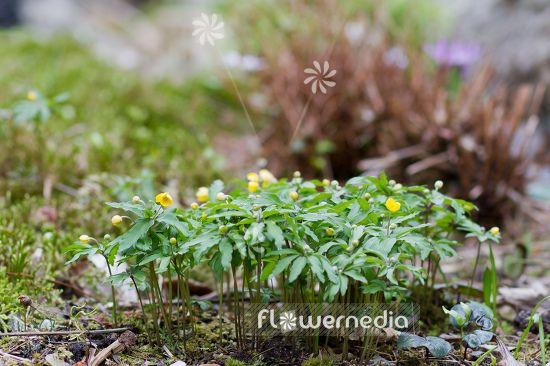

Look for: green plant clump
[66,171,500,358]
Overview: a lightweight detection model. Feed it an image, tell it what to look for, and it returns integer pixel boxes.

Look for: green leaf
[288,256,307,282]
[265,248,299,257]
[462,334,481,349]
[271,255,299,277]
[105,201,145,217]
[208,179,225,202]
[266,220,285,249]
[443,306,465,328]
[425,336,452,358]
[219,238,233,271]
[307,256,325,283]
[364,236,396,257]
[156,212,191,236]
[112,219,154,253]
[260,262,277,282]
[397,333,429,348]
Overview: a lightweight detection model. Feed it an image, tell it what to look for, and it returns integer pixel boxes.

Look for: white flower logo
[192,13,225,46]
[280,311,297,332]
[304,61,337,94]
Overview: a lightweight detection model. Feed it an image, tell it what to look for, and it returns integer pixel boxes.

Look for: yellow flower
[248,181,259,192]
[79,235,90,244]
[27,91,37,101]
[202,213,207,218]
[156,192,173,206]
[326,228,335,236]
[190,202,198,210]
[111,215,123,226]
[247,173,259,182]
[490,227,500,236]
[259,169,277,187]
[196,187,209,202]
[464,205,474,211]
[290,191,298,200]
[385,198,401,212]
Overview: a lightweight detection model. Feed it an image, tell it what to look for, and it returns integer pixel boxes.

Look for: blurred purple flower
[423,40,483,76]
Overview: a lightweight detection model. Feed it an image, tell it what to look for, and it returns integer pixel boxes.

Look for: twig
[0,327,131,337]
[0,350,32,363]
[88,330,136,366]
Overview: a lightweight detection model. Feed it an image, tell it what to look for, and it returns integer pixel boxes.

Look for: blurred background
[0,0,549,306]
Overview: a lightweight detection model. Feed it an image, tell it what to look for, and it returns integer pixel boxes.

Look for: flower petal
[212,21,225,31]
[304,76,316,84]
[304,68,318,74]
[313,61,322,73]
[325,69,337,78]
[311,80,318,94]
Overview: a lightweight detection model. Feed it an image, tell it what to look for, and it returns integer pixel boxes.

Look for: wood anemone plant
[66,172,501,361]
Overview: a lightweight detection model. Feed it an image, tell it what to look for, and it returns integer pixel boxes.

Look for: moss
[301,356,333,366]
[226,357,247,366]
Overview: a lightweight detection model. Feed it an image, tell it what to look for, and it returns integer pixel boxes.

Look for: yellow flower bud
[170,237,177,245]
[389,180,396,186]
[247,173,259,182]
[79,235,90,244]
[253,204,259,211]
[190,202,198,210]
[293,171,301,178]
[216,192,225,201]
[196,187,209,202]
[219,226,227,234]
[322,179,330,186]
[394,183,402,190]
[364,193,371,199]
[248,181,259,193]
[290,191,299,200]
[326,228,335,236]
[27,91,37,101]
[132,196,140,204]
[490,227,500,236]
[155,192,173,206]
[385,198,401,212]
[111,215,123,226]
[256,195,262,199]
[352,240,359,247]
[202,213,207,218]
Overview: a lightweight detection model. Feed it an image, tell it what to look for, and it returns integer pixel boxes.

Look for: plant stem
[131,275,152,346]
[103,255,118,327]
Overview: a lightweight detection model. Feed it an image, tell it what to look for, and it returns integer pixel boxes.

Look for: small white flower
[304,61,337,94]
[192,13,225,46]
[435,180,444,189]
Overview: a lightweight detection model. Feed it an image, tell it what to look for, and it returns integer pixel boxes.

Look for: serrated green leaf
[266,220,285,249]
[288,256,307,282]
